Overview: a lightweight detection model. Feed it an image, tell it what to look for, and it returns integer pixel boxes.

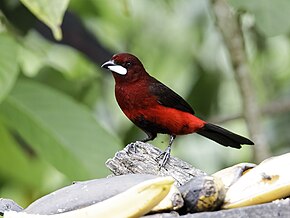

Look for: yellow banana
[223,153,290,209]
[212,163,256,189]
[4,176,174,218]
[151,183,183,212]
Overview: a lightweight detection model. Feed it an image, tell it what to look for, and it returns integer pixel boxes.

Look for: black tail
[196,123,254,149]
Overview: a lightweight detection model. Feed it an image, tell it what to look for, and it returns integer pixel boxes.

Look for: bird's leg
[128,132,157,153]
[158,135,176,167]
[140,132,157,143]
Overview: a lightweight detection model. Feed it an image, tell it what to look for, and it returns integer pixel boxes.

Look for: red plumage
[102,53,254,166]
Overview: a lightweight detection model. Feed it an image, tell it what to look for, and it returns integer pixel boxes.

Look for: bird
[101,53,254,167]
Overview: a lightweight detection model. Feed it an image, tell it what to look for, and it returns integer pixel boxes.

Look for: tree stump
[106,141,206,186]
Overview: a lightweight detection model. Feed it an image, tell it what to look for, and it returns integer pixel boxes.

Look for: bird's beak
[101,60,127,75]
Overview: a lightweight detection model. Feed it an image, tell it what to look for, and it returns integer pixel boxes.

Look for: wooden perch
[106,141,206,186]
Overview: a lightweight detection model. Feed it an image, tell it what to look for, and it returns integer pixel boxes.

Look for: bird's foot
[157,146,171,168]
[140,132,157,143]
[140,138,150,143]
[126,142,139,153]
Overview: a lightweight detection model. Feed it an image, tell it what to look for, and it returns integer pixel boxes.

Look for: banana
[179,175,226,212]
[151,183,183,212]
[223,153,290,209]
[23,174,162,215]
[212,163,256,190]
[4,176,174,218]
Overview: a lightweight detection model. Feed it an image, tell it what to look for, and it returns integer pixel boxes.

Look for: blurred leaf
[20,0,69,40]
[0,80,120,180]
[69,0,98,16]
[0,121,44,187]
[18,31,53,77]
[229,0,290,36]
[19,31,97,79]
[46,44,97,79]
[0,33,19,103]
[187,64,221,118]
[34,68,101,109]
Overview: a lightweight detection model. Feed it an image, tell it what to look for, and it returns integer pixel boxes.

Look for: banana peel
[212,163,256,190]
[151,183,183,212]
[179,175,226,212]
[223,153,290,209]
[4,175,175,218]
[23,174,165,215]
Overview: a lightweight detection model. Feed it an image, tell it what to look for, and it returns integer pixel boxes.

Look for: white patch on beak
[107,65,127,75]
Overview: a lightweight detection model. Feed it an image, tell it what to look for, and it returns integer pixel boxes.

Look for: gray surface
[24,174,158,215]
[145,199,290,218]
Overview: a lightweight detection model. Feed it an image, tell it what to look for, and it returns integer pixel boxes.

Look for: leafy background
[1,0,290,208]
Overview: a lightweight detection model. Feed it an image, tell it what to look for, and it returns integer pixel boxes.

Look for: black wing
[148,77,195,115]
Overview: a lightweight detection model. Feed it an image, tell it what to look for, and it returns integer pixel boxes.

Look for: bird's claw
[127,142,138,153]
[157,146,171,169]
[158,152,170,168]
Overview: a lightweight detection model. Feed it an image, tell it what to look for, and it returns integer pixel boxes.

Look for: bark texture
[106,141,206,186]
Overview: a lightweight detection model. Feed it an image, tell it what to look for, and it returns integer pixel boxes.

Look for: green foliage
[229,0,290,36]
[0,33,19,103]
[19,31,97,79]
[20,0,69,40]
[0,122,44,188]
[0,80,119,180]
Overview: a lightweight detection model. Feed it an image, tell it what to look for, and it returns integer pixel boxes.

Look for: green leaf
[0,33,19,103]
[18,32,48,77]
[46,44,97,79]
[0,121,44,187]
[229,0,290,36]
[20,0,70,40]
[19,31,97,79]
[0,80,120,180]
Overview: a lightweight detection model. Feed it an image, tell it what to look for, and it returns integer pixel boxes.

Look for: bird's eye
[124,62,132,68]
